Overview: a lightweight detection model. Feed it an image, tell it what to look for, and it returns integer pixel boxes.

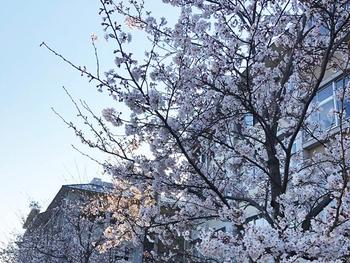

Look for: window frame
[304,72,350,142]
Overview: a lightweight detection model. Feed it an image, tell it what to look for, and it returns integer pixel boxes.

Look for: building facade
[20,178,141,263]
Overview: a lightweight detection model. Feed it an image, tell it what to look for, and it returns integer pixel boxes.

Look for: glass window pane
[344,102,350,118]
[319,100,335,129]
[304,108,318,140]
[244,114,253,127]
[336,78,344,90]
[318,84,333,101]
[345,76,350,118]
[336,78,345,116]
[345,76,350,86]
[341,76,350,118]
[291,142,297,154]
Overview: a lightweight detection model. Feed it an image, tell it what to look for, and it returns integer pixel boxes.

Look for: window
[309,84,336,132]
[335,76,350,118]
[290,134,302,167]
[305,73,350,140]
[318,84,336,130]
[244,114,254,127]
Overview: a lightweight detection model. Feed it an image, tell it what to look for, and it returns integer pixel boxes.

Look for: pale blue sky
[0,0,176,244]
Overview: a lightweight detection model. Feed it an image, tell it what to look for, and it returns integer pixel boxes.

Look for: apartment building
[20,178,142,263]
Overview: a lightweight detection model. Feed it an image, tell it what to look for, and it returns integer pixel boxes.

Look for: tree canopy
[40,0,350,262]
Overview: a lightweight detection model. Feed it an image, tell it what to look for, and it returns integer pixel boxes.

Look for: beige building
[21,178,142,263]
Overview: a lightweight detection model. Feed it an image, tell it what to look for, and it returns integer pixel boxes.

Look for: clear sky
[0,0,176,245]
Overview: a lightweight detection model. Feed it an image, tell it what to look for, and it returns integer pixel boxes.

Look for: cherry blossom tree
[0,237,20,263]
[43,0,350,262]
[13,196,130,263]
